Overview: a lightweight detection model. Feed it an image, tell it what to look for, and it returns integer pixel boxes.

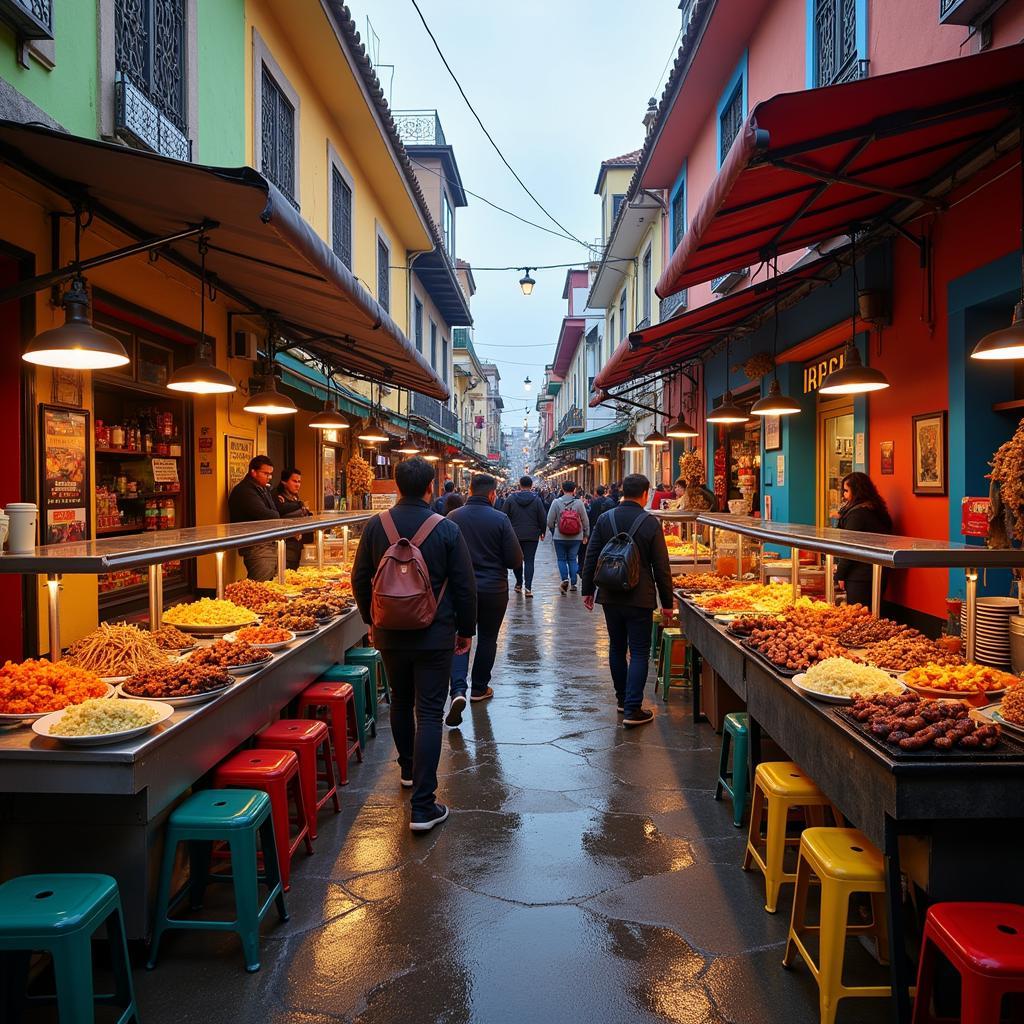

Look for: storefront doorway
[712,388,762,514]
[817,398,854,526]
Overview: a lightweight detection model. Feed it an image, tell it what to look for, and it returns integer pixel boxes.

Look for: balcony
[939,0,995,23]
[115,73,191,162]
[659,290,688,321]
[393,110,446,147]
[411,391,460,436]
[0,0,52,41]
[557,405,584,438]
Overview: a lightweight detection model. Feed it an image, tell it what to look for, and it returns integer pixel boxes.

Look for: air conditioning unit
[232,330,259,361]
[711,267,749,295]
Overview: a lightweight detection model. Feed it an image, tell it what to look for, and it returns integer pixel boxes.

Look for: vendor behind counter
[275,466,314,571]
[227,455,281,581]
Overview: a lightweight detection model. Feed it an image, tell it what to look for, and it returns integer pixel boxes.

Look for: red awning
[0,120,448,399]
[552,317,585,377]
[596,253,841,392]
[657,43,1024,298]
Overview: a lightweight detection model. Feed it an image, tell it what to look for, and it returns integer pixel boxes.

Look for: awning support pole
[791,549,800,602]
[148,564,162,630]
[965,568,978,662]
[825,554,835,605]
[277,539,287,584]
[871,564,883,617]
[45,574,61,662]
[215,550,225,600]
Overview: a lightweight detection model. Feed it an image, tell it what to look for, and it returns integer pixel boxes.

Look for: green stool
[346,646,391,705]
[0,873,139,1024]
[659,628,688,701]
[147,788,288,973]
[321,663,375,747]
[715,711,750,828]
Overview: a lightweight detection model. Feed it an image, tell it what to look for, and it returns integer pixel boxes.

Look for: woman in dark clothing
[835,471,893,608]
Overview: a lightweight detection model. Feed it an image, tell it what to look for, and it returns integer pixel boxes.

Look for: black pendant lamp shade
[707,391,750,424]
[665,414,698,438]
[751,377,801,415]
[621,432,645,453]
[819,341,889,394]
[167,342,236,393]
[243,371,298,415]
[971,301,1024,360]
[643,428,668,446]
[308,400,350,429]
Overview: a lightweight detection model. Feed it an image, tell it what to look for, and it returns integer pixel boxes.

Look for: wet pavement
[135,542,892,1024]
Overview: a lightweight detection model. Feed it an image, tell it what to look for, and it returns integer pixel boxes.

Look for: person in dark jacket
[227,455,281,581]
[589,484,614,521]
[351,457,477,832]
[504,475,547,596]
[274,466,314,570]
[445,474,523,724]
[835,471,893,608]
[432,480,455,514]
[581,472,673,728]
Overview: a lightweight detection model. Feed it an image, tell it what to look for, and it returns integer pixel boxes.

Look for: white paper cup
[5,503,37,554]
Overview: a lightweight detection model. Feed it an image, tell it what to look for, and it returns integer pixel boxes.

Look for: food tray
[0,683,116,724]
[166,618,257,634]
[740,638,802,678]
[222,629,295,651]
[116,681,232,706]
[834,707,1024,760]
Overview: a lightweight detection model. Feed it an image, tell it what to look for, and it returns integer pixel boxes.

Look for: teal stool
[346,646,390,705]
[147,788,288,973]
[320,663,375,747]
[0,873,139,1024]
[659,628,688,701]
[715,711,750,828]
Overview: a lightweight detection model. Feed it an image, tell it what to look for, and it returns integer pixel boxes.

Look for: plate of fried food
[163,599,257,634]
[64,622,177,683]
[0,659,114,723]
[149,625,197,655]
[187,639,273,675]
[224,625,296,651]
[901,662,1018,707]
[118,663,234,706]
[977,684,1024,735]
[258,610,319,636]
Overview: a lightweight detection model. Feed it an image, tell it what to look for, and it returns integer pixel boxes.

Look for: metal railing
[0,0,52,38]
[557,405,584,437]
[411,391,460,435]
[660,290,688,320]
[393,110,446,147]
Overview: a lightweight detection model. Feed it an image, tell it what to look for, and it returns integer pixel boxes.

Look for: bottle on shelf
[110,423,124,448]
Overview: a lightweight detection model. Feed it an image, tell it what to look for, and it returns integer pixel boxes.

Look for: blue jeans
[553,539,582,585]
[450,590,509,699]
[601,604,654,713]
[513,539,539,589]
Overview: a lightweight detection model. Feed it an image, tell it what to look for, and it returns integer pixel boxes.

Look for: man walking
[547,479,589,593]
[227,455,281,581]
[432,479,456,514]
[581,473,673,728]
[446,474,522,724]
[351,457,477,831]
[589,484,614,521]
[503,475,546,597]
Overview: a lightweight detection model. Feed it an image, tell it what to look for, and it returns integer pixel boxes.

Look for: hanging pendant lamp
[707,392,750,424]
[665,413,698,438]
[643,428,668,446]
[751,256,800,415]
[309,400,349,429]
[519,269,536,295]
[24,276,130,370]
[357,417,390,443]
[393,436,421,455]
[243,370,297,415]
[621,431,645,453]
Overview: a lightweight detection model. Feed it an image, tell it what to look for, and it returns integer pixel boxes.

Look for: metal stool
[715,711,750,827]
[320,663,376,747]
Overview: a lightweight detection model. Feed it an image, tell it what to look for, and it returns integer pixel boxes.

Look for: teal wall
[197,0,246,165]
[0,3,100,135]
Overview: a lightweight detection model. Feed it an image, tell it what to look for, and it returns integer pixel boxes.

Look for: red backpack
[557,498,582,536]
[370,510,447,630]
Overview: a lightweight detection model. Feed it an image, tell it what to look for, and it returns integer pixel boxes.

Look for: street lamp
[519,269,535,296]
[523,375,532,391]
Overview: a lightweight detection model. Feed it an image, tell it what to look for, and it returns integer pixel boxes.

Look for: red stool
[297,682,362,786]
[212,749,313,891]
[913,902,1024,1023]
[256,720,340,840]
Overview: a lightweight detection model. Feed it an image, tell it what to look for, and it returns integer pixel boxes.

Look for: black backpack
[594,508,647,591]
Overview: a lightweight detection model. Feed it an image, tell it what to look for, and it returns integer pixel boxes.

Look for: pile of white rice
[803,658,903,698]
[50,698,161,736]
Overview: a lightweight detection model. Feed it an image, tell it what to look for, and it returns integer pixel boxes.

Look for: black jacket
[589,495,614,520]
[228,476,280,523]
[448,496,523,593]
[351,498,477,650]
[503,489,547,541]
[275,486,313,543]
[581,501,674,610]
[836,502,893,584]
[432,491,455,515]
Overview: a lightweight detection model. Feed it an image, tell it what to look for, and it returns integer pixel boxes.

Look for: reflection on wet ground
[136,543,890,1024]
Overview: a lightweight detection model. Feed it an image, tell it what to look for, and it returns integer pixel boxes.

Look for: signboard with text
[40,405,90,545]
[803,347,847,394]
[961,496,991,538]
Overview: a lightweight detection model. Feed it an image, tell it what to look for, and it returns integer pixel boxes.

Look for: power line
[409,0,593,252]
[391,257,632,272]
[651,25,684,101]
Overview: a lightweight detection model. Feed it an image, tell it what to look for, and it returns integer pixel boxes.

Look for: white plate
[164,618,257,634]
[976,707,1024,735]
[222,630,295,651]
[32,699,174,745]
[791,673,907,705]
[116,681,231,706]
[224,658,272,675]
[0,683,116,724]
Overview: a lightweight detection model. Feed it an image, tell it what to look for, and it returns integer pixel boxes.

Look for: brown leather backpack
[370,509,447,630]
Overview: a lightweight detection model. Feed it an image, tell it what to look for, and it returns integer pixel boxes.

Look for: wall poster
[39,404,90,545]
[225,435,255,496]
[880,440,894,475]
[912,411,947,496]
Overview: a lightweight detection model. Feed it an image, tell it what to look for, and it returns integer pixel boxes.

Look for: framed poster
[912,412,947,496]
[763,415,781,451]
[39,405,90,545]
[880,440,894,475]
[225,435,255,496]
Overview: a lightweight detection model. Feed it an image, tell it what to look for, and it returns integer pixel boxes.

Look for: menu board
[369,492,398,510]
[225,435,255,495]
[151,457,179,484]
[39,405,90,544]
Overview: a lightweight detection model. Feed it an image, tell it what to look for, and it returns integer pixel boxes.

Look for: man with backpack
[351,457,477,832]
[580,472,673,728]
[504,475,547,597]
[589,484,614,521]
[546,479,590,593]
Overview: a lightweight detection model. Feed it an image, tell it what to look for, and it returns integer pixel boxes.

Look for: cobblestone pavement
[135,541,891,1024]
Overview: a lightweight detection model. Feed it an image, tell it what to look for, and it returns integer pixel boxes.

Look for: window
[612,194,626,223]
[442,336,448,380]
[618,291,627,341]
[442,193,455,258]
[414,297,423,353]
[430,320,437,370]
[717,53,748,168]
[114,0,189,160]
[670,168,686,250]
[261,64,296,202]
[813,0,861,87]
[642,247,652,324]
[377,237,390,313]
[331,166,352,269]
[609,313,616,355]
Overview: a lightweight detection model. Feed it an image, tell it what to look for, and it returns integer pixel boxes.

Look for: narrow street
[135,542,888,1024]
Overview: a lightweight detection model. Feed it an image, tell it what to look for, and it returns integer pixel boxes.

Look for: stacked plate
[962,597,1018,668]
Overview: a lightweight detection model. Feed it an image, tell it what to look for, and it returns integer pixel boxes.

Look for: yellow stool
[742,761,839,913]
[783,827,891,1024]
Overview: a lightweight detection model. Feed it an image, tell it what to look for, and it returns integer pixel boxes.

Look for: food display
[693,583,797,616]
[862,634,966,672]
[726,615,785,637]
[673,572,739,592]
[664,534,711,560]
[189,639,272,669]
[163,598,257,631]
[233,625,294,646]
[259,610,318,634]
[745,623,850,673]
[836,617,915,647]
[122,663,232,699]
[288,598,342,620]
[847,693,1000,752]
[47,697,164,737]
[262,581,304,599]
[801,658,905,699]
[224,580,288,614]
[784,602,871,638]
[998,685,1024,725]
[285,566,346,590]
[0,659,108,716]
[150,625,195,651]
[903,663,1018,696]
[64,622,171,678]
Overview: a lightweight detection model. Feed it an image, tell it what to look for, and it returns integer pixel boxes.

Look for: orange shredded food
[0,658,107,715]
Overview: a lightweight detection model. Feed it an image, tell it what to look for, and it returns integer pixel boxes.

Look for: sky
[346,0,683,434]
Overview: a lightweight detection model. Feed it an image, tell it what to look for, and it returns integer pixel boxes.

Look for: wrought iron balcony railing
[557,405,585,438]
[0,0,52,40]
[393,110,447,147]
[115,74,191,162]
[411,391,460,436]
[659,290,688,321]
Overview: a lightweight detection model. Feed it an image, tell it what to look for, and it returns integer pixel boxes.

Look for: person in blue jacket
[503,475,547,596]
